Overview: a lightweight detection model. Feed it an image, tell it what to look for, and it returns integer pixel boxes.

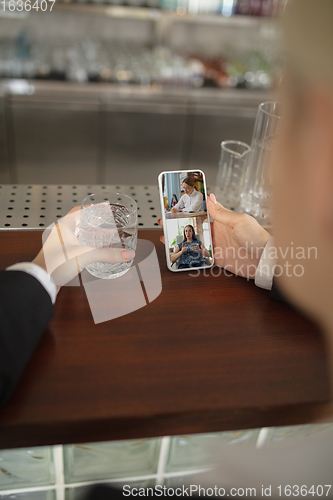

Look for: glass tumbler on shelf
[238,101,282,227]
[215,140,251,210]
[79,192,138,280]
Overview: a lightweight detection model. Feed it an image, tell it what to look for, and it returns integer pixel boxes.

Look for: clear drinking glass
[239,101,282,227]
[79,192,137,280]
[215,140,251,210]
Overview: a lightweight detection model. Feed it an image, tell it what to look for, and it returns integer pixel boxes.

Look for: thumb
[207,193,239,226]
[79,247,135,268]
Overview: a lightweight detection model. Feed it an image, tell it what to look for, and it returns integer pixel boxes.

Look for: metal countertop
[0,184,162,229]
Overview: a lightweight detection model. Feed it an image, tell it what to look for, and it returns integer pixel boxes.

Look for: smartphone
[158,170,214,272]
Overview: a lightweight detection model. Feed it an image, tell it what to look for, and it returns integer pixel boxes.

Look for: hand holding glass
[79,192,138,279]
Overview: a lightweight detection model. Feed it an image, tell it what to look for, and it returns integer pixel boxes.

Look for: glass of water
[79,192,137,279]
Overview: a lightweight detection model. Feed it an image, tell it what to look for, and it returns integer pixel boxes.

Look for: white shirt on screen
[174,189,204,213]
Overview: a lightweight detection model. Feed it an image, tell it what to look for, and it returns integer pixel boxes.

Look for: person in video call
[171,177,204,213]
[1,0,333,496]
[171,224,210,269]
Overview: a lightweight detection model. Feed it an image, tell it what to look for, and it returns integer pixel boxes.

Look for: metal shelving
[54,2,277,27]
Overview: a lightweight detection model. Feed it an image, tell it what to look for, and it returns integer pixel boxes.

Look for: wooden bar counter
[0,229,331,449]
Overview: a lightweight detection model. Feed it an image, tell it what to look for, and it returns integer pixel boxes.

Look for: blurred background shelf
[0,0,280,189]
[53,3,277,26]
[53,3,163,19]
[0,82,272,186]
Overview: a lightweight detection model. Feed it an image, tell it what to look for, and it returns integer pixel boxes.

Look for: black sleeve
[85,485,123,500]
[0,270,54,407]
[85,485,233,500]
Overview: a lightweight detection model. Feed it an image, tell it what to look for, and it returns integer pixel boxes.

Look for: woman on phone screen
[171,225,210,269]
[171,177,204,213]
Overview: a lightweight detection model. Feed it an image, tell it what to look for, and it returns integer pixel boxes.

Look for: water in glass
[79,201,137,279]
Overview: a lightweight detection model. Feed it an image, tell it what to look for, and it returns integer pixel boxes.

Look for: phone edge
[158,169,214,273]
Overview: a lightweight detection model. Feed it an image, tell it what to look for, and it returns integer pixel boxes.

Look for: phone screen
[158,170,214,272]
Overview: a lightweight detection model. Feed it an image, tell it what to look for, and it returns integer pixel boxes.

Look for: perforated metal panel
[0,185,162,229]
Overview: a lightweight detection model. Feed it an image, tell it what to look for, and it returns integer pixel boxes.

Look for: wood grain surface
[0,229,331,449]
